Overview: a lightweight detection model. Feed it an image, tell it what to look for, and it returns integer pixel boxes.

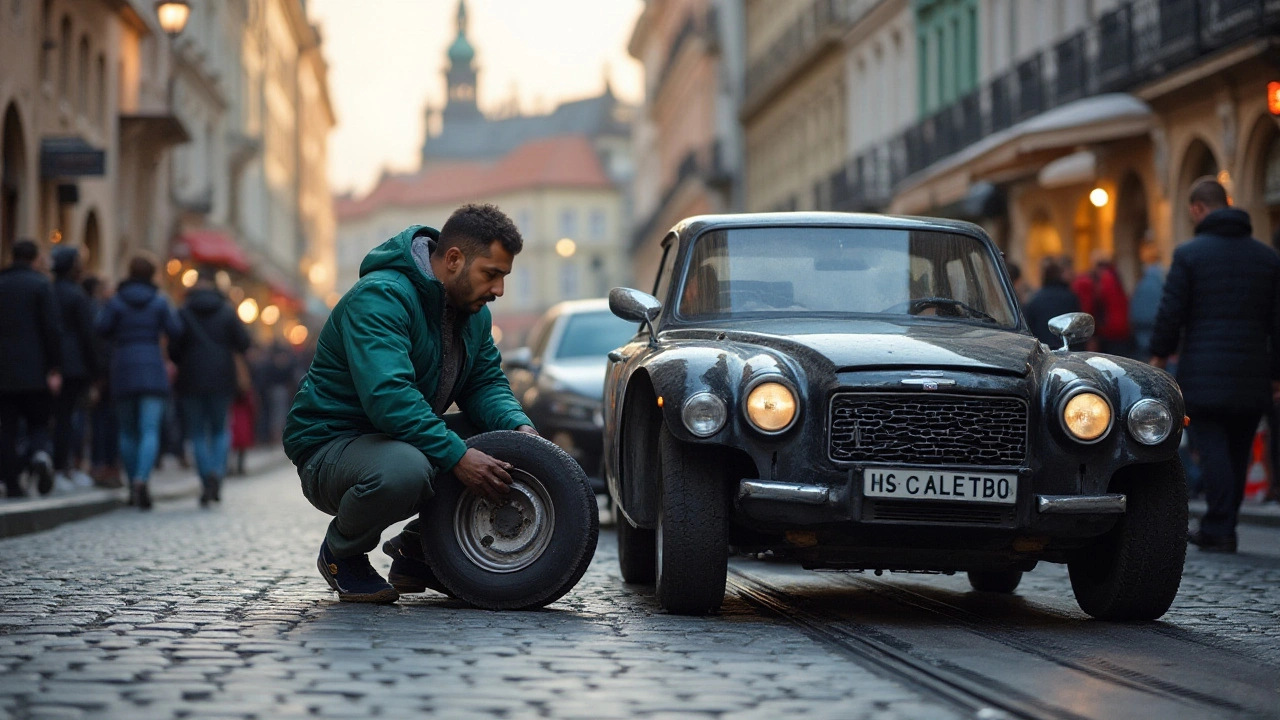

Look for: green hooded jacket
[283,225,533,471]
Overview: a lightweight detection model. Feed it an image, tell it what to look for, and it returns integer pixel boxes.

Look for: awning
[891,94,1154,214]
[1038,150,1098,189]
[40,136,106,178]
[173,230,250,272]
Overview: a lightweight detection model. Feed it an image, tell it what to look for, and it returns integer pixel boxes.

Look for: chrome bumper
[1036,494,1127,514]
[739,480,830,505]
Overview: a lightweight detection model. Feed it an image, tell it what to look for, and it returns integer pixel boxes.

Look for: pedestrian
[96,254,182,510]
[1071,250,1134,355]
[1023,256,1082,348]
[1149,177,1280,553]
[49,246,98,488]
[1129,241,1165,359]
[284,203,537,603]
[229,380,257,477]
[168,267,251,507]
[1006,261,1031,306]
[82,274,121,488]
[0,239,62,498]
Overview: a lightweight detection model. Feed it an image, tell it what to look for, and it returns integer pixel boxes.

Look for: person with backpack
[169,267,251,507]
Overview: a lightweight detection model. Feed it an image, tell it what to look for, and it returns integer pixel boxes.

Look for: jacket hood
[185,287,226,315]
[359,225,443,298]
[1195,207,1252,238]
[117,279,159,307]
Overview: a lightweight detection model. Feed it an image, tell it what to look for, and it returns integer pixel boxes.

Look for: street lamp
[155,1,191,37]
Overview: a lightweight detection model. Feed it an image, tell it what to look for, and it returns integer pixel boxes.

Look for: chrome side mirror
[609,287,663,345]
[504,346,533,370]
[1047,312,1095,351]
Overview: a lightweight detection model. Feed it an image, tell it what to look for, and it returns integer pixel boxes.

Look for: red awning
[174,230,250,272]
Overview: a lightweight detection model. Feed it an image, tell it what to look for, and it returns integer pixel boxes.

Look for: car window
[528,314,555,361]
[652,235,679,305]
[554,311,639,360]
[676,227,1017,327]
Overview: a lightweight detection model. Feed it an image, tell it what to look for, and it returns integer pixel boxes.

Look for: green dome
[448,32,474,63]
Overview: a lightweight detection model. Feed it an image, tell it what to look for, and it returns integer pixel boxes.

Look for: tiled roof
[336,135,612,221]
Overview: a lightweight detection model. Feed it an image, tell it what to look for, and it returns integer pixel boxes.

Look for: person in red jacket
[1071,251,1134,356]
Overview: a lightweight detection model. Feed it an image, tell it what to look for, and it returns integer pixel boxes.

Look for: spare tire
[419,431,599,610]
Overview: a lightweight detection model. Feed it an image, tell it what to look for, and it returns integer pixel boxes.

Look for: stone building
[335,0,632,346]
[626,0,746,286]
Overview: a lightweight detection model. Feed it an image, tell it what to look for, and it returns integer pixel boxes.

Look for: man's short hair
[128,253,157,282]
[1189,177,1228,209]
[437,203,523,260]
[12,239,38,263]
[1040,256,1065,285]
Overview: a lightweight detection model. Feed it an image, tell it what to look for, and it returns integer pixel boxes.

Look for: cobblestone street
[0,463,1277,719]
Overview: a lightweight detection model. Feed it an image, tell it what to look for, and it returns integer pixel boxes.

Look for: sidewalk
[1189,498,1280,529]
[0,446,290,539]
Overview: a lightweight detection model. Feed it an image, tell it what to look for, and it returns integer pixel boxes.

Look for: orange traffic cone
[1245,420,1270,502]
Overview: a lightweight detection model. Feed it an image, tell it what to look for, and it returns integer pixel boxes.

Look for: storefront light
[237,298,259,323]
[308,264,329,286]
[260,304,280,326]
[287,324,309,345]
[1089,187,1109,208]
[166,259,182,276]
[181,269,198,288]
[215,270,231,291]
[556,238,577,258]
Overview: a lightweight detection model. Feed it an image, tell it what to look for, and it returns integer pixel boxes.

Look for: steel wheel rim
[454,468,555,573]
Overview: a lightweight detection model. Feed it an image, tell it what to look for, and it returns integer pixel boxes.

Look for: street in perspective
[3,0,1280,719]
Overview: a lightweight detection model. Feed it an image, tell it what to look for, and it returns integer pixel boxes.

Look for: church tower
[442,0,482,125]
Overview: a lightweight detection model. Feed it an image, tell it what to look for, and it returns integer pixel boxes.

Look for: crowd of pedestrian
[0,240,303,509]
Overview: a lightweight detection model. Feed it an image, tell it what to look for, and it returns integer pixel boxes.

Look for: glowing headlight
[681,392,727,437]
[1061,391,1112,442]
[745,381,797,433]
[1127,399,1173,445]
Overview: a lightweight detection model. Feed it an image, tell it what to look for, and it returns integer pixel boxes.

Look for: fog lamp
[681,392,727,437]
[745,381,797,434]
[1061,391,1111,442]
[1127,399,1172,445]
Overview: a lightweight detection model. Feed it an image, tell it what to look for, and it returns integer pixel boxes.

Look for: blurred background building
[0,0,336,347]
[334,0,634,347]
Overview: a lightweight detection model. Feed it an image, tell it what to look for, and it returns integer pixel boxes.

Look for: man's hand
[515,424,539,436]
[452,448,514,502]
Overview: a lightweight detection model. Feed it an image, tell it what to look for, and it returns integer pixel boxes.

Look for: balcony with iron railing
[742,0,849,116]
[827,0,1280,213]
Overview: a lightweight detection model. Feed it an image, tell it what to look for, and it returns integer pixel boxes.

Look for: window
[588,209,606,241]
[516,209,533,239]
[558,208,577,240]
[58,15,70,98]
[554,311,638,360]
[94,54,105,125]
[77,35,89,113]
[559,260,579,300]
[38,0,50,83]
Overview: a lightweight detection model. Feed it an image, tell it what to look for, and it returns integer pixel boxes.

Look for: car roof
[667,212,989,241]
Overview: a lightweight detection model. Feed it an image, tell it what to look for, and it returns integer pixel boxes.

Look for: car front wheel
[1067,457,1188,621]
[655,426,728,615]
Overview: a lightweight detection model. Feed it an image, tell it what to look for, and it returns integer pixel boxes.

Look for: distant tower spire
[443,0,482,125]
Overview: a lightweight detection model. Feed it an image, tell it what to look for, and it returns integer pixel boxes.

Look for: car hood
[681,317,1039,376]
[542,357,608,400]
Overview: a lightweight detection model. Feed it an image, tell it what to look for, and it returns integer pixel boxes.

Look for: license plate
[863,468,1018,504]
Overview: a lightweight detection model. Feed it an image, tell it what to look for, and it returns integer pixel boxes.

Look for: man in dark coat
[97,255,182,509]
[0,240,62,497]
[50,246,98,487]
[1149,178,1280,552]
[169,268,251,506]
[1023,256,1082,348]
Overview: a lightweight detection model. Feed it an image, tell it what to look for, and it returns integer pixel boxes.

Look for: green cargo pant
[298,414,479,558]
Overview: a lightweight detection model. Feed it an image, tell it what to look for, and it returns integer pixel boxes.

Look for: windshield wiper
[910,297,999,324]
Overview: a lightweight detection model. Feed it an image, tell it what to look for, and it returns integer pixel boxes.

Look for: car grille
[829,393,1028,466]
[866,499,1016,526]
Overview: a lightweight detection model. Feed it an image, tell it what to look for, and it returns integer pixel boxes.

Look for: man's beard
[446,273,496,316]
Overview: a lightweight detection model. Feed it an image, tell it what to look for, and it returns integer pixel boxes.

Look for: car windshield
[554,310,638,360]
[676,226,1017,327]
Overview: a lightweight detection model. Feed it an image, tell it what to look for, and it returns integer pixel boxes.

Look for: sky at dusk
[307,0,645,196]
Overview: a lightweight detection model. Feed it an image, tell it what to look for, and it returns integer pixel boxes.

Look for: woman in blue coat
[96,255,182,509]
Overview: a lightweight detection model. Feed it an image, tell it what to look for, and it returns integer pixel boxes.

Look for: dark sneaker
[317,542,399,603]
[381,533,450,595]
[211,474,222,502]
[31,451,54,496]
[1188,530,1236,553]
[135,483,153,511]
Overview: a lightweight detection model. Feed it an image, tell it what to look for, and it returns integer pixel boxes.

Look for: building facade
[627,0,746,286]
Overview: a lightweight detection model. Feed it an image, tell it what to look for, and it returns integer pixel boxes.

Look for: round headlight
[681,392,727,437]
[1127,399,1173,445]
[745,381,797,433]
[1061,391,1112,442]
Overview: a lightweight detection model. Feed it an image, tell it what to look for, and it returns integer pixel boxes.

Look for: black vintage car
[604,213,1187,619]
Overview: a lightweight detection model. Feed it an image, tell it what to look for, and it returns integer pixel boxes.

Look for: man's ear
[445,246,466,273]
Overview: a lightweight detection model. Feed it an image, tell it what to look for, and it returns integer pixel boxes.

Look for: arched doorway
[1112,172,1149,289]
[1026,208,1062,285]
[1072,193,1102,274]
[1175,138,1220,244]
[2,103,28,263]
[82,210,101,274]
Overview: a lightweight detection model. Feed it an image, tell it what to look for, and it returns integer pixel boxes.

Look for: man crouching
[284,203,536,603]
